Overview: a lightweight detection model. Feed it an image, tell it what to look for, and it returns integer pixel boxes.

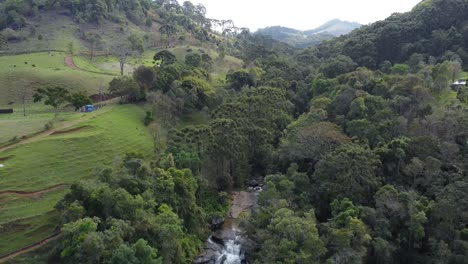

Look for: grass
[0,189,69,224]
[0,118,49,144]
[0,52,114,106]
[0,105,153,192]
[0,211,60,256]
[0,105,154,254]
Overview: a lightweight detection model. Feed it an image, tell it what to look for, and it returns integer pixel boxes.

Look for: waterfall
[215,236,244,264]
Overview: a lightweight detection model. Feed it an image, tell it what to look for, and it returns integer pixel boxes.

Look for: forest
[1,0,468,263]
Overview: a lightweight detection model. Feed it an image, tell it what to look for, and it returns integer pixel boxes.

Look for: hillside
[255,19,361,48]
[314,0,468,70]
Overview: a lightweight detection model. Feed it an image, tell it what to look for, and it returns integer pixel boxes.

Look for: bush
[144,111,153,126]
[44,121,54,131]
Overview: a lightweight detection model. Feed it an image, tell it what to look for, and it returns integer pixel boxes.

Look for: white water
[215,237,243,264]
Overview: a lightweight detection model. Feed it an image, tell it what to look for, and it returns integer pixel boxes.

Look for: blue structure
[85,105,95,112]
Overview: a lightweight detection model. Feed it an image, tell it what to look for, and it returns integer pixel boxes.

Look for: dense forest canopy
[1,0,468,263]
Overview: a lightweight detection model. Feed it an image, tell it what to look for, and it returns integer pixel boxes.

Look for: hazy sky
[180,0,422,31]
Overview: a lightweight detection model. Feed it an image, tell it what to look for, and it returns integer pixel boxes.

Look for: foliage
[69,92,93,111]
[109,76,145,103]
[55,157,208,263]
[33,85,70,117]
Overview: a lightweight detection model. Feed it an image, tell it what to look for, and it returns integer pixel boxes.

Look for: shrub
[44,121,54,131]
[144,111,153,126]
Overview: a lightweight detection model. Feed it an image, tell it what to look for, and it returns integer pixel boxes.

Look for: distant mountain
[304,19,362,36]
[255,19,361,48]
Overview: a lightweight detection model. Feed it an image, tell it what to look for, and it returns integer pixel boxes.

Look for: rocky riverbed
[195,190,259,264]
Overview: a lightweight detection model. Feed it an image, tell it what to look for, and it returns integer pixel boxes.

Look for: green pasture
[0,105,154,254]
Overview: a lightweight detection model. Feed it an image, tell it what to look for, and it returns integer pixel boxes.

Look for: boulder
[211,216,225,230]
[248,179,259,187]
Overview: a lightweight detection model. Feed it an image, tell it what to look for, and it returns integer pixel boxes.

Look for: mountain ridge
[255,19,361,48]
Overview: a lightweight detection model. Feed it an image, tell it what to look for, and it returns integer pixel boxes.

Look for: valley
[0,0,468,263]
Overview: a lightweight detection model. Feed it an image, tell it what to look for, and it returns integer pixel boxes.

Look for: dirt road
[0,184,66,198]
[0,233,60,263]
[64,56,77,68]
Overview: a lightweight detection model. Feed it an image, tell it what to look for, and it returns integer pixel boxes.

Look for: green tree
[133,65,156,91]
[154,50,177,66]
[184,53,201,68]
[109,76,144,103]
[159,24,177,48]
[256,208,326,263]
[312,144,381,213]
[33,85,70,117]
[128,33,145,55]
[69,92,93,111]
[60,217,103,263]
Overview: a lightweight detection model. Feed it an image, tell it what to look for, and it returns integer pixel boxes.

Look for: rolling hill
[255,19,361,48]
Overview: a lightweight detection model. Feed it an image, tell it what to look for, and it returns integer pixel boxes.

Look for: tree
[323,198,372,263]
[0,33,7,49]
[86,32,103,61]
[256,208,326,263]
[109,76,143,103]
[184,53,201,68]
[133,66,156,91]
[60,217,103,263]
[226,70,255,90]
[128,33,145,55]
[69,92,93,111]
[33,85,70,117]
[180,76,214,109]
[312,144,381,215]
[112,37,135,76]
[111,239,162,264]
[154,50,177,66]
[159,24,177,48]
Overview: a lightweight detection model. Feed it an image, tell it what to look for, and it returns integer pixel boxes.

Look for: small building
[84,105,95,112]
[451,79,466,92]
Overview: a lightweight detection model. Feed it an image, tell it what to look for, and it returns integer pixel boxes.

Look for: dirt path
[0,184,66,198]
[64,56,77,68]
[0,233,60,263]
[229,191,258,219]
[0,105,113,153]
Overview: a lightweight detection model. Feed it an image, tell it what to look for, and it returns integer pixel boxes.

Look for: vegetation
[1,0,468,263]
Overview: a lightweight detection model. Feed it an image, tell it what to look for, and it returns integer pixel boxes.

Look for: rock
[194,256,216,264]
[211,216,224,230]
[211,231,225,245]
[239,237,258,260]
[219,255,227,264]
[248,179,259,187]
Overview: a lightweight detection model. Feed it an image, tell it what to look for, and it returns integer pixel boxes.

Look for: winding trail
[0,184,66,197]
[0,233,61,263]
[64,56,77,68]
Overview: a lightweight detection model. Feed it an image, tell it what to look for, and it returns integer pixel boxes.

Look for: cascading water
[195,191,259,264]
[215,236,244,264]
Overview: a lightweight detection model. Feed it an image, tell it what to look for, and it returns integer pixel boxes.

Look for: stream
[195,190,259,264]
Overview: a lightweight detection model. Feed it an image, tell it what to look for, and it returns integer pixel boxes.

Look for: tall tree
[33,85,70,117]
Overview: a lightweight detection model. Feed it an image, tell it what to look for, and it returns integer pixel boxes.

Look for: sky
[179,0,422,31]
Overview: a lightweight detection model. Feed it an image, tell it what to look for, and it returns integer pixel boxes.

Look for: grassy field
[0,211,60,256]
[0,52,114,107]
[0,105,154,255]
